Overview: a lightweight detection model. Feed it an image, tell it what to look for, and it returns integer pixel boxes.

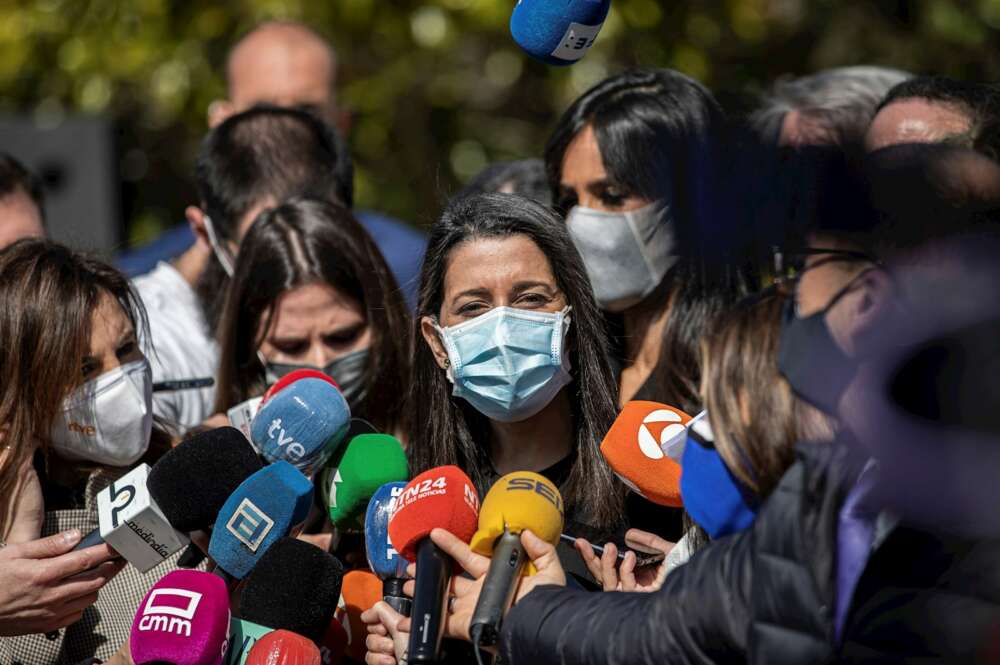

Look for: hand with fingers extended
[362,601,409,665]
[0,529,125,635]
[574,528,675,592]
[399,527,566,643]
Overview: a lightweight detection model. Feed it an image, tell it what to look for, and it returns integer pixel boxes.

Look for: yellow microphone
[468,471,564,648]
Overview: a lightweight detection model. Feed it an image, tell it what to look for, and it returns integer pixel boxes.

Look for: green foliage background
[1,0,999,245]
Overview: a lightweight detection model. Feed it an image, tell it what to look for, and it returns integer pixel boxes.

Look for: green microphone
[320,433,409,531]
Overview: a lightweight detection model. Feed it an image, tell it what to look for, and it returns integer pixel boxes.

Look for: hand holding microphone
[0,529,124,635]
[387,466,480,663]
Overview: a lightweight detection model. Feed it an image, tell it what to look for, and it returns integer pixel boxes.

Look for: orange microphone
[245,629,321,665]
[388,466,480,663]
[335,569,383,662]
[599,401,692,507]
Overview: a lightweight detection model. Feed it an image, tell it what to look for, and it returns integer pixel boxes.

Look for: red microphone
[262,368,339,406]
[599,401,692,507]
[245,628,321,665]
[318,617,348,665]
[388,466,479,663]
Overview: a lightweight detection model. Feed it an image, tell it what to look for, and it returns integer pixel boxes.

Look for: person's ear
[207,100,235,128]
[840,269,895,355]
[186,206,210,247]
[419,316,450,370]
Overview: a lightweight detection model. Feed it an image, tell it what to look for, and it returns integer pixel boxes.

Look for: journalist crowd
[2,14,1000,665]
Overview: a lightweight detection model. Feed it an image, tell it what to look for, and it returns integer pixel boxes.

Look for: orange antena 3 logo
[637,409,686,460]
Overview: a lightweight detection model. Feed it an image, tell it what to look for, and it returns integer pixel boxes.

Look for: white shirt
[133,261,218,430]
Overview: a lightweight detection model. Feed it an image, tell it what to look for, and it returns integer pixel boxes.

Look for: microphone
[230,369,337,441]
[262,368,339,404]
[208,461,314,580]
[320,434,409,532]
[599,400,692,507]
[240,538,344,643]
[388,466,480,663]
[245,629,321,665]
[468,471,564,647]
[75,426,263,573]
[79,462,190,572]
[510,0,611,66]
[364,481,411,615]
[129,569,231,665]
[336,569,383,662]
[250,377,351,476]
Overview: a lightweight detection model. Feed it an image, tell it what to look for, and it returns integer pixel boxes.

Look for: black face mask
[777,275,865,416]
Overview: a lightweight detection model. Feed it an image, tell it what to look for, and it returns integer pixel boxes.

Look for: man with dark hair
[865,75,1000,152]
[133,105,353,429]
[0,153,45,249]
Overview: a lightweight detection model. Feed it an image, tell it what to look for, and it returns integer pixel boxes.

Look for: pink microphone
[130,569,231,665]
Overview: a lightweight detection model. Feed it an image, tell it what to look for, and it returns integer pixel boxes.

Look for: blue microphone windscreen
[364,481,410,580]
[208,461,314,579]
[510,0,611,66]
[251,377,351,476]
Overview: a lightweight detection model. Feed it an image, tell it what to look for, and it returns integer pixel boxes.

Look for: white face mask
[50,359,154,467]
[565,201,677,312]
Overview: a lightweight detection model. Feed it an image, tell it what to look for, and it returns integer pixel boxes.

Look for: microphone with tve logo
[245,629,321,665]
[129,569,231,665]
[388,466,480,663]
[468,471,564,647]
[230,369,339,442]
[224,538,344,665]
[250,377,351,476]
[511,0,611,66]
[320,434,409,532]
[208,461,314,581]
[600,401,693,508]
[364,481,411,615]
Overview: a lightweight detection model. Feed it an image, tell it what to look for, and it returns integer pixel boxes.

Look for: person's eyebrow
[452,287,493,301]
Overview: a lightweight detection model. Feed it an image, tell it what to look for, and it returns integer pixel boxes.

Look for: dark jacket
[500,441,1000,665]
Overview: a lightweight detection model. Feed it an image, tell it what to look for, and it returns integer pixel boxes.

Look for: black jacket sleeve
[500,528,753,665]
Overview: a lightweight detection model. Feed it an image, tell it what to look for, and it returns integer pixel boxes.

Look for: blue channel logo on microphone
[225,498,275,552]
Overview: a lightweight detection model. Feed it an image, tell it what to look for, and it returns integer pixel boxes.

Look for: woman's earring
[443,358,450,369]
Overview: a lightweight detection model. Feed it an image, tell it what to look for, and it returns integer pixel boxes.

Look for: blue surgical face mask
[433,306,573,423]
[680,416,758,539]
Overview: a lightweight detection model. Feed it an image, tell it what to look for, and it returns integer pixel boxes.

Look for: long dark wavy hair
[213,197,411,434]
[545,68,752,414]
[406,193,625,530]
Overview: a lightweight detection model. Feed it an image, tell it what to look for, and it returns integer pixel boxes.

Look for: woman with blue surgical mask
[409,193,626,546]
[210,197,411,438]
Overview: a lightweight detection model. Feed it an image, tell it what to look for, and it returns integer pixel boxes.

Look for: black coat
[500,441,1000,665]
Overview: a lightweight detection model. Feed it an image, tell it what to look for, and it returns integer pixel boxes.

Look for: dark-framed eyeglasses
[771,246,880,293]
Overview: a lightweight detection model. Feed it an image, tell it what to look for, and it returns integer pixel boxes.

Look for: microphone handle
[469,530,526,647]
[383,577,412,617]
[73,527,104,551]
[407,538,450,663]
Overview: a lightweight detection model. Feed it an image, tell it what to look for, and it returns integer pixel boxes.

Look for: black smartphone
[560,534,666,568]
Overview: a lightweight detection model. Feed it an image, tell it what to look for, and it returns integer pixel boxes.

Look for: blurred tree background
[1,0,999,248]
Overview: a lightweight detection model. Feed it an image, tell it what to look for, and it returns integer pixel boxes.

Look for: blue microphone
[208,461,314,580]
[365,481,411,616]
[250,377,351,476]
[510,0,611,66]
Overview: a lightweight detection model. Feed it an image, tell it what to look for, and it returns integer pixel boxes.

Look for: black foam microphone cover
[147,426,263,532]
[239,537,345,642]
